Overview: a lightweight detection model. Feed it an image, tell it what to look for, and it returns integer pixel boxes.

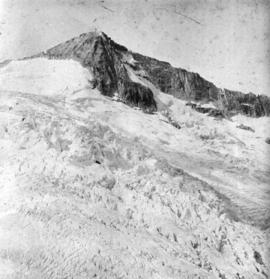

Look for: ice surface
[0,58,269,278]
[0,58,92,96]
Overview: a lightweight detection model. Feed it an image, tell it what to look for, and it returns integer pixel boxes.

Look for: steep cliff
[35,31,270,117]
[132,52,270,117]
[38,32,157,113]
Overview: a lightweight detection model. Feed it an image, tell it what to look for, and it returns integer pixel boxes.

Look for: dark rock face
[132,53,219,102]
[40,32,157,112]
[37,31,270,117]
[118,79,157,112]
[185,102,225,118]
[236,124,255,133]
[223,90,270,117]
[132,53,270,117]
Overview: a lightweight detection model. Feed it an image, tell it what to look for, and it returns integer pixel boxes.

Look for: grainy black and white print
[0,0,269,278]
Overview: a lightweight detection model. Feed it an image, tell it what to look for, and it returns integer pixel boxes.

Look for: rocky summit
[36,31,270,117]
[37,32,157,113]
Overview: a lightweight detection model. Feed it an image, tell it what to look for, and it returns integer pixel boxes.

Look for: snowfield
[0,58,269,278]
[0,58,92,96]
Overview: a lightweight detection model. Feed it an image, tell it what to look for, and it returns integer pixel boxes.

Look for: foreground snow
[0,58,269,278]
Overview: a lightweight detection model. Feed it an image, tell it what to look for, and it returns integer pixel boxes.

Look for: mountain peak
[39,31,156,112]
[36,31,270,117]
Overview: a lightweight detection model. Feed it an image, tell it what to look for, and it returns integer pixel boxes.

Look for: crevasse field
[0,58,269,278]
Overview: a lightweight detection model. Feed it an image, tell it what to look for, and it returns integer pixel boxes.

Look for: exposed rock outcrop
[34,31,270,117]
[132,52,270,117]
[38,32,157,112]
[186,102,225,118]
[236,124,255,133]
[118,79,157,112]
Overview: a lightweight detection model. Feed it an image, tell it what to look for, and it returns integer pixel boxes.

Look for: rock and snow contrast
[0,31,269,279]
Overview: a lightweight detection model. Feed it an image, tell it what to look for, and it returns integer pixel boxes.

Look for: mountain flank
[34,31,270,117]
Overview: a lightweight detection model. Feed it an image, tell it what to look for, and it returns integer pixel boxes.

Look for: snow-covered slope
[0,58,269,278]
[0,0,269,96]
[0,58,92,96]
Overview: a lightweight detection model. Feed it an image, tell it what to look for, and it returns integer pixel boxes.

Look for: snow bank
[0,58,92,97]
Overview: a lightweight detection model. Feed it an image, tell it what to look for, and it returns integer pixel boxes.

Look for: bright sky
[0,0,269,95]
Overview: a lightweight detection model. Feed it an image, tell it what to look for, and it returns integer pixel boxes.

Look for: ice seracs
[0,32,269,278]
